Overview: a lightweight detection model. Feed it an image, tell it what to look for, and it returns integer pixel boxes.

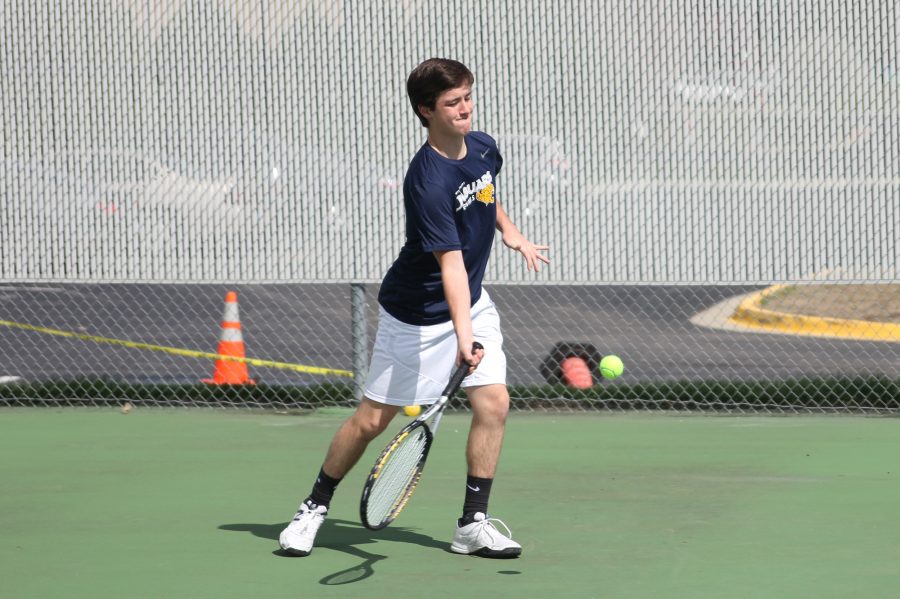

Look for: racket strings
[365,427,429,525]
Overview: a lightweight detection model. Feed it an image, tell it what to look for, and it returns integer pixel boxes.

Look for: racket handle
[442,342,484,397]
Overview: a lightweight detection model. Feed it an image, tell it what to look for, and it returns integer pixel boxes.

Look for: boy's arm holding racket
[435,249,484,371]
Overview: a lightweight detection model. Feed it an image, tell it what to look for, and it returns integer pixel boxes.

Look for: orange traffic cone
[202,291,256,385]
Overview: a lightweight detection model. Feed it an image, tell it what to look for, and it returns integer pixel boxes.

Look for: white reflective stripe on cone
[220,327,243,342]
[223,302,240,322]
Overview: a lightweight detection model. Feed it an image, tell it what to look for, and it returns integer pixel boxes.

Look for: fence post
[351,283,368,399]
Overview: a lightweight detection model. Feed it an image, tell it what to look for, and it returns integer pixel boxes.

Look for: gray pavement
[0,283,897,387]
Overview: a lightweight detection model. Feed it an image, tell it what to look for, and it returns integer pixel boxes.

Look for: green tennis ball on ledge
[599,355,624,380]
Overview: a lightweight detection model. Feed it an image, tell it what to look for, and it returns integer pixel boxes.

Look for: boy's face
[420,85,473,138]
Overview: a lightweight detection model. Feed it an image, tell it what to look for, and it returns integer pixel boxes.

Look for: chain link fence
[1,1,897,411]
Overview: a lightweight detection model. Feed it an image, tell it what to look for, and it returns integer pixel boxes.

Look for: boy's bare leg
[464,384,509,477]
[279,398,398,555]
[450,383,520,557]
[321,397,401,478]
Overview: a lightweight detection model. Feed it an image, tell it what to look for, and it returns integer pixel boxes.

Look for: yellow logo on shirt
[455,172,494,212]
[476,183,495,206]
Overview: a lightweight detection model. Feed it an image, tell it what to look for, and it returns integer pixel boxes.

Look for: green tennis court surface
[2,409,898,598]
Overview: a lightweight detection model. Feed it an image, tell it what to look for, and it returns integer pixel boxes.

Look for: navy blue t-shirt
[378,131,502,325]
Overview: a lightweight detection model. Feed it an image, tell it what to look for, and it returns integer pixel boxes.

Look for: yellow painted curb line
[0,319,354,377]
[728,285,900,343]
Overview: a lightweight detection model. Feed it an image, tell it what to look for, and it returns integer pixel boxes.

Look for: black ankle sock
[307,466,342,509]
[460,475,493,524]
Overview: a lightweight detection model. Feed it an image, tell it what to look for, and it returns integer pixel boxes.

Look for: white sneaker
[450,512,522,558]
[278,502,327,556]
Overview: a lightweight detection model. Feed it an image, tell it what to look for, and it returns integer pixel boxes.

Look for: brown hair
[406,58,474,128]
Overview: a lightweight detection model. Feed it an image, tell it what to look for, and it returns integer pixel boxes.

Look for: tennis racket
[360,341,483,531]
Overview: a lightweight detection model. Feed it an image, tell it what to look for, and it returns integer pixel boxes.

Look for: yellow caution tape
[0,319,354,377]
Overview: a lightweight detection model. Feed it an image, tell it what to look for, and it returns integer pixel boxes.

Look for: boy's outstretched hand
[502,228,550,272]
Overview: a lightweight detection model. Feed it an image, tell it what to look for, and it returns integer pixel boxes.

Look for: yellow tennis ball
[403,405,422,417]
[599,355,624,380]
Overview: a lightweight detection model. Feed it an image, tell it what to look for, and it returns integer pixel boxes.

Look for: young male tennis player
[279,58,549,558]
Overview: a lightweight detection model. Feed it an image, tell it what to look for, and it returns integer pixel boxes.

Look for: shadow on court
[219,518,449,585]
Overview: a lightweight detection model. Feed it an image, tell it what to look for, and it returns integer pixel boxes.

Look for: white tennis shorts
[364,289,506,406]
